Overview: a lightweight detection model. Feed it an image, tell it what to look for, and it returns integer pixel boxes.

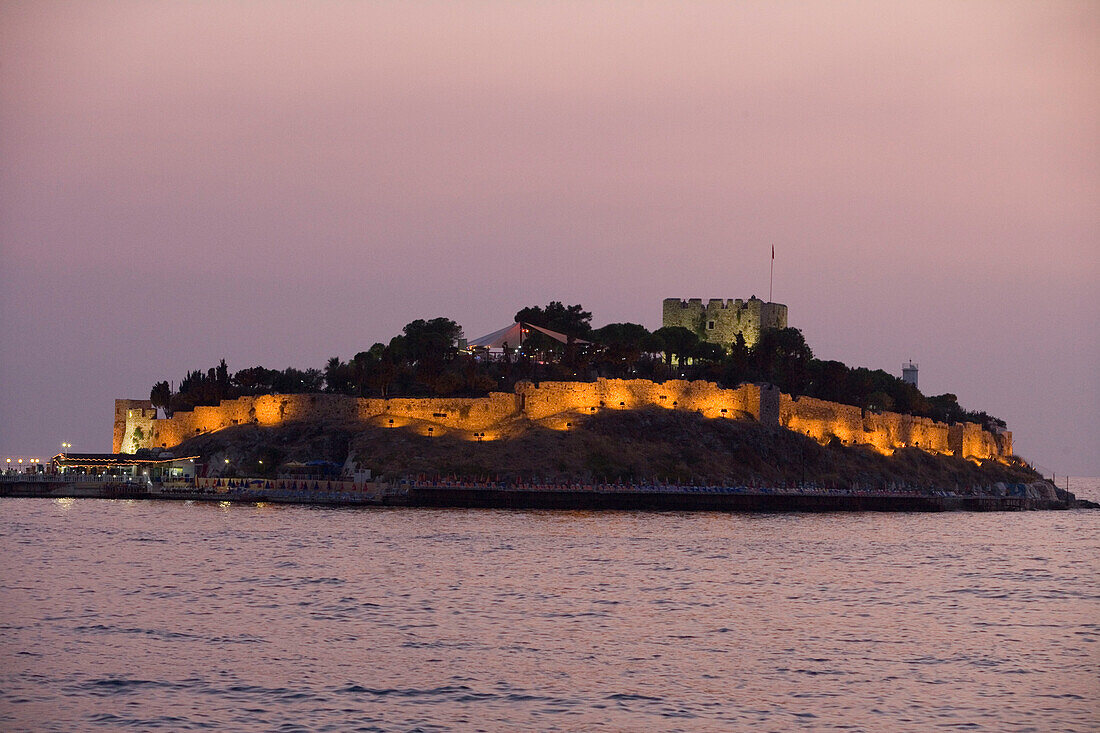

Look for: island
[5,298,1091,511]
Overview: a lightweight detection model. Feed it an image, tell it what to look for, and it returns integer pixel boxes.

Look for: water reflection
[1,488,1097,732]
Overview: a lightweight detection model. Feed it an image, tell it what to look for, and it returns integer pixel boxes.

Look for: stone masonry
[116,378,1012,463]
[662,297,788,348]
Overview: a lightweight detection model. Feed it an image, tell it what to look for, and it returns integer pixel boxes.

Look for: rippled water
[1,480,1098,731]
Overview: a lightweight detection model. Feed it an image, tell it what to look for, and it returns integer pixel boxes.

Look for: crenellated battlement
[113,399,156,453]
[117,379,1011,463]
[662,296,788,347]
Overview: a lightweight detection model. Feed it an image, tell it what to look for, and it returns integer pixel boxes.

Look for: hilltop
[174,406,1041,489]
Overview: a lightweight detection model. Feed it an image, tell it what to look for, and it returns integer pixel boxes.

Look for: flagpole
[769,245,774,302]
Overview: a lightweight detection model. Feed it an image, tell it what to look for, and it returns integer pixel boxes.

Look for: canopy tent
[50,452,200,479]
[467,322,590,350]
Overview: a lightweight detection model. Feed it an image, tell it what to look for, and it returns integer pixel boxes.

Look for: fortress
[115,378,1012,464]
[662,297,787,347]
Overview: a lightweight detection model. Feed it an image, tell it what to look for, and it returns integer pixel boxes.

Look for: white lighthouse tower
[902,361,919,388]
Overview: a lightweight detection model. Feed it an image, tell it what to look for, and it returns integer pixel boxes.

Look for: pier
[0,475,1078,512]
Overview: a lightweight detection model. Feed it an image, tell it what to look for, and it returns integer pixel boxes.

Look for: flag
[771,245,774,259]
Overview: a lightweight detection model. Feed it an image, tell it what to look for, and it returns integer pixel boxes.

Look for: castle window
[707,321,715,330]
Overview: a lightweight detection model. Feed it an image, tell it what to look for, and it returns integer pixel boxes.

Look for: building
[902,361,919,388]
[52,452,199,481]
[662,296,787,348]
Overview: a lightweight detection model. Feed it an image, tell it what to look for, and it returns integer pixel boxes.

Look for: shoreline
[2,479,1088,512]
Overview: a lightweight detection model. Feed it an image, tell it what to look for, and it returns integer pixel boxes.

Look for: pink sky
[1,2,1097,474]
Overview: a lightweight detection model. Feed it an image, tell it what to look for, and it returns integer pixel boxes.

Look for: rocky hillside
[173,407,1043,489]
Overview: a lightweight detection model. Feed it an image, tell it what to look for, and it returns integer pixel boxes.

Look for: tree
[866,390,895,412]
[722,332,752,386]
[367,354,398,397]
[593,322,650,366]
[177,368,219,408]
[806,359,849,403]
[692,341,726,364]
[150,381,172,418]
[274,367,323,393]
[233,366,277,395]
[751,327,814,394]
[593,323,650,377]
[349,351,373,396]
[640,331,666,356]
[652,326,699,366]
[324,356,354,394]
[215,359,231,400]
[402,318,463,366]
[515,301,593,338]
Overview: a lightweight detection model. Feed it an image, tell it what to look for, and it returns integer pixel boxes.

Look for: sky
[1,1,1097,475]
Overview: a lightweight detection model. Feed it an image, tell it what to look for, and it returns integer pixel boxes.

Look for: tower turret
[902,361,919,388]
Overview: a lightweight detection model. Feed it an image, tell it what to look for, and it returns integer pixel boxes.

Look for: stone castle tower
[662,297,788,348]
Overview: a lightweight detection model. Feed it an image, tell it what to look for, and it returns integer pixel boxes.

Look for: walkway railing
[402,478,992,498]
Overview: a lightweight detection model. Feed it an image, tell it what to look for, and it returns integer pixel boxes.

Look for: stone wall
[122,379,1012,462]
[516,379,765,428]
[948,423,1011,461]
[777,394,1009,460]
[147,392,523,447]
[113,399,155,453]
[662,297,788,347]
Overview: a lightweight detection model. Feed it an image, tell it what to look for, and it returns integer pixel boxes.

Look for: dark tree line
[150,302,1004,431]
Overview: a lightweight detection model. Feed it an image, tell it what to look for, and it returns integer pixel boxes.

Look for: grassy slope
[173,407,1042,488]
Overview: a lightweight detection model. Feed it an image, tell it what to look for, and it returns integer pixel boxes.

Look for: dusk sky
[1,2,1096,474]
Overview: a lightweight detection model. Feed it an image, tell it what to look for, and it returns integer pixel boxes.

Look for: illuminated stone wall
[948,423,1011,461]
[123,379,1012,462]
[516,379,766,427]
[662,297,788,347]
[113,399,155,453]
[145,392,523,448]
[355,393,522,435]
[779,394,956,454]
[778,394,1011,460]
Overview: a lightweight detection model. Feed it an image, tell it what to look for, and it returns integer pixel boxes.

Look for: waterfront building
[51,452,198,481]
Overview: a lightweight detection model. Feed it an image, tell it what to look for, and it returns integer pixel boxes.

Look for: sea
[1,479,1097,732]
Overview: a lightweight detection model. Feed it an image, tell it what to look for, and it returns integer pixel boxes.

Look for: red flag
[771,245,774,259]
